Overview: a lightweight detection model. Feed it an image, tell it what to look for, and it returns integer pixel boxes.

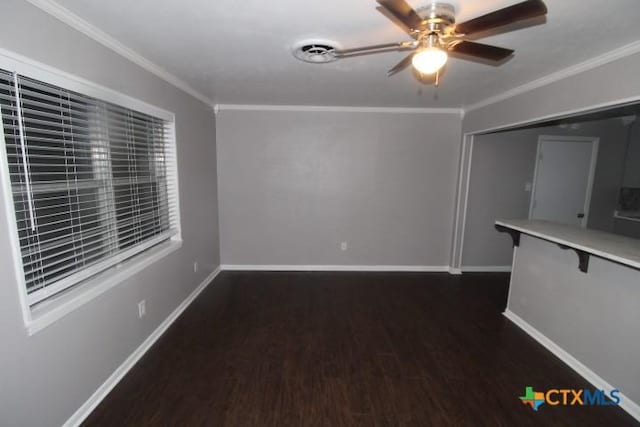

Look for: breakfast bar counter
[495,219,640,272]
[494,219,640,418]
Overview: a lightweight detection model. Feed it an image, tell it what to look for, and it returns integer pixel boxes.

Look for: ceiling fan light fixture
[412,47,448,75]
[312,0,548,82]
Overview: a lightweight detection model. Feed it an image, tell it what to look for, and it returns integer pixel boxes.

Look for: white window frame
[0,48,182,335]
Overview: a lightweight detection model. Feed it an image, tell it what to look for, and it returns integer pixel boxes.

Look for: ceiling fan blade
[455,0,547,36]
[388,53,415,76]
[449,41,514,61]
[335,42,414,57]
[377,0,425,31]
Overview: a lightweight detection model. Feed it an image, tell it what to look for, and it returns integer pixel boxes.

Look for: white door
[529,136,599,227]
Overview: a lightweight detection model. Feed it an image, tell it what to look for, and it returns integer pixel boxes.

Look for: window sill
[26,239,182,336]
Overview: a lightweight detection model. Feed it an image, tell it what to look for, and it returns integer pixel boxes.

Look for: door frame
[528,135,600,228]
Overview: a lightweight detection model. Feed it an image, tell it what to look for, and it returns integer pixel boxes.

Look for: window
[0,69,179,307]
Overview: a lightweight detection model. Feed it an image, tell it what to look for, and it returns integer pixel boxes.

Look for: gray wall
[462,129,539,268]
[616,122,640,237]
[623,123,640,187]
[614,218,640,238]
[587,120,629,232]
[216,109,462,267]
[508,235,640,405]
[462,119,629,268]
[0,2,219,426]
[462,52,640,134]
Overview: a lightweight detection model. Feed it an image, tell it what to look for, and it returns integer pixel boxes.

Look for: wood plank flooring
[83,272,637,426]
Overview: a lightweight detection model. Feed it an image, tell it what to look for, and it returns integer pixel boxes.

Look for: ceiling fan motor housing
[326,0,547,79]
[415,3,456,32]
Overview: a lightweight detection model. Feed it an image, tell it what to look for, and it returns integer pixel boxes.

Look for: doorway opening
[454,104,640,272]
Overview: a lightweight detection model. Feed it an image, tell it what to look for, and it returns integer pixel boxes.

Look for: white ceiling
[48,0,640,108]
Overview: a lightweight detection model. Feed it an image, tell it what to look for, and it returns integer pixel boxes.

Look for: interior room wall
[461,129,539,269]
[0,2,219,426]
[622,122,640,187]
[462,119,629,268]
[615,122,640,236]
[508,235,640,407]
[458,51,640,414]
[216,108,462,268]
[586,120,630,232]
[614,218,640,238]
[462,49,640,134]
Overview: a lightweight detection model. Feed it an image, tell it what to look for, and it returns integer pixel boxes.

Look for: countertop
[495,219,640,270]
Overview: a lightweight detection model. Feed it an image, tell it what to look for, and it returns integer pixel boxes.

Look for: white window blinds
[0,69,179,306]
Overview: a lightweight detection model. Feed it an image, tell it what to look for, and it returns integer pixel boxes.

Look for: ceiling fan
[333,0,548,84]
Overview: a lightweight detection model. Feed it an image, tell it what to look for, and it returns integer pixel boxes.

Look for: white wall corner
[24,0,213,107]
[448,267,463,275]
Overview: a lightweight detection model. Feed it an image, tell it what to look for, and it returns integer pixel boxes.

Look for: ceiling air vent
[292,40,341,63]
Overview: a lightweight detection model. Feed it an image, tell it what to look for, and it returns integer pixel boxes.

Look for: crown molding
[25,0,214,107]
[216,104,463,115]
[26,0,640,116]
[464,40,640,113]
[0,47,175,122]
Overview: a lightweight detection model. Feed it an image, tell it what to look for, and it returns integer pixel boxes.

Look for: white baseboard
[462,265,512,272]
[63,267,222,427]
[448,267,463,275]
[504,309,640,421]
[220,264,449,272]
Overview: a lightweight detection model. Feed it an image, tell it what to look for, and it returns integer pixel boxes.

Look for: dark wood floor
[84,272,637,426]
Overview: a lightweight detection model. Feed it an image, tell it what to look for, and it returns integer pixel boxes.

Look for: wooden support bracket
[557,244,590,273]
[495,224,520,247]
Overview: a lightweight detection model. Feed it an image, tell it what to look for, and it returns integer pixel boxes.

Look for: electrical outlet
[340,241,348,251]
[525,182,533,192]
[194,261,198,273]
[138,300,146,318]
